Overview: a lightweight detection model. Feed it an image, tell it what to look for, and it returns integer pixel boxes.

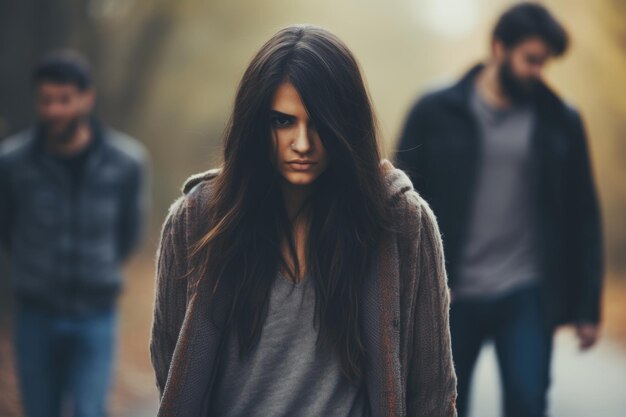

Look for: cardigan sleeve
[407,196,458,417]
[149,195,190,397]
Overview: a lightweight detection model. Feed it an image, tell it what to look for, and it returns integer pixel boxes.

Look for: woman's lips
[287,161,317,171]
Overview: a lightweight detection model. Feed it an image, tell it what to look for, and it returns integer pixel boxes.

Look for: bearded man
[395,3,603,417]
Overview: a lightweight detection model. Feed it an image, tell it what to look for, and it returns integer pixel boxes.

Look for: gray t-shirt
[453,85,540,300]
[210,272,368,417]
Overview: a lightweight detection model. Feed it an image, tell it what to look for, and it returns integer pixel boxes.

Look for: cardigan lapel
[362,228,404,417]
[158,273,229,416]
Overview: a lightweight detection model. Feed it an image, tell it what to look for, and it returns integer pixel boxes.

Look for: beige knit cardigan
[150,161,457,417]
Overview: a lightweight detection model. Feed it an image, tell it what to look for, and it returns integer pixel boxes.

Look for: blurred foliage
[0,0,624,273]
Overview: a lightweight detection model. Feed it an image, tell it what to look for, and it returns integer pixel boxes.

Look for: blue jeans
[450,284,553,417]
[13,304,118,417]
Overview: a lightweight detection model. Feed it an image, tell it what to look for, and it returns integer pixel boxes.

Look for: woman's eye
[271,116,293,128]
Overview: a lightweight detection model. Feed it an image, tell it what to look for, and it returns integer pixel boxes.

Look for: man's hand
[576,322,600,350]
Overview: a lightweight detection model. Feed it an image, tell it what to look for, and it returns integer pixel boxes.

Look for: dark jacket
[149,162,457,417]
[0,119,149,314]
[395,64,603,327]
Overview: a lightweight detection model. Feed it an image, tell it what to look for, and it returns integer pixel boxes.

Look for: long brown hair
[189,25,392,383]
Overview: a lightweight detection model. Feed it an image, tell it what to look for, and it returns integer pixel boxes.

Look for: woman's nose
[291,123,312,153]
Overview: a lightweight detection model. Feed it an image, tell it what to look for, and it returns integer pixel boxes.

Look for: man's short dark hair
[493,2,569,56]
[32,50,93,91]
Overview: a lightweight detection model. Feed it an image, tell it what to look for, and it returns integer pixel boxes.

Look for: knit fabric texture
[150,160,457,417]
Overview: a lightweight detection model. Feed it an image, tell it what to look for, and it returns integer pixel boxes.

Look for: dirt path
[2,257,626,417]
[468,330,626,417]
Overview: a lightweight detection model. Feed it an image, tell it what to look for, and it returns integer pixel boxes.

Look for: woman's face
[271,82,329,187]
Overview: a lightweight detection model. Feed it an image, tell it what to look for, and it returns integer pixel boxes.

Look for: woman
[150,25,457,417]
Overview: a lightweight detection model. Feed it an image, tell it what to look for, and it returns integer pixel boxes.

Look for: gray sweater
[211,272,368,416]
[149,160,457,417]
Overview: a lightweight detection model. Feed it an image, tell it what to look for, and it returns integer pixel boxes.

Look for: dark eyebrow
[270,110,295,118]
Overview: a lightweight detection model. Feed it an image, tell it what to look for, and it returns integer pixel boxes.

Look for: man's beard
[498,58,538,104]
[42,114,85,145]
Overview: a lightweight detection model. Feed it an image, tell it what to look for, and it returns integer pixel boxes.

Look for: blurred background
[0,0,624,416]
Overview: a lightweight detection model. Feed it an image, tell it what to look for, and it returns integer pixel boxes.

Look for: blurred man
[396,3,603,417]
[0,50,149,417]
